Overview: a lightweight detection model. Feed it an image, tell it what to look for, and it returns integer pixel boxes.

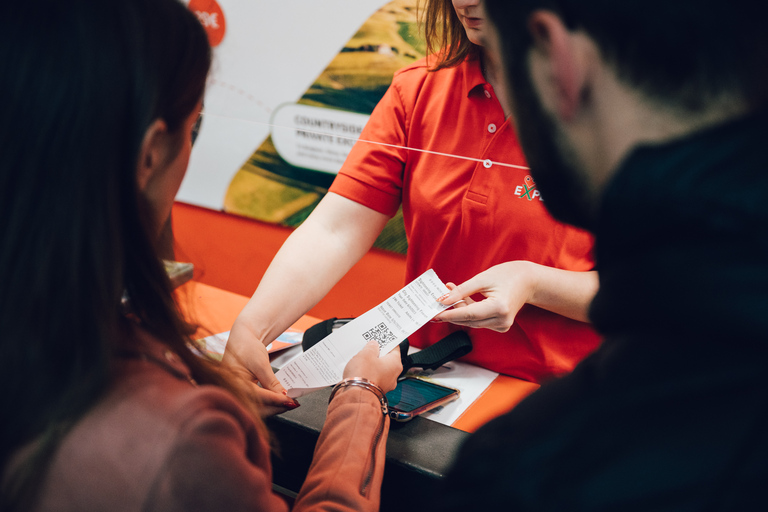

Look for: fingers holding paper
[229,363,299,416]
[344,340,403,393]
[434,261,598,331]
[435,263,532,332]
[223,322,293,416]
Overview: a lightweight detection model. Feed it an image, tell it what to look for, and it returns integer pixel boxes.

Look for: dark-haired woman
[0,1,401,510]
[226,0,600,386]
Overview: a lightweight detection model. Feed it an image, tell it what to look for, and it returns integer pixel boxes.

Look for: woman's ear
[136,118,169,192]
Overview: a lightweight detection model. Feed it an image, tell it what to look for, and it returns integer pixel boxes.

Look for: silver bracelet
[329,377,388,415]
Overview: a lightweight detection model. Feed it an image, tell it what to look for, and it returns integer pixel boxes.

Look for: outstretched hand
[223,321,294,416]
[433,261,537,332]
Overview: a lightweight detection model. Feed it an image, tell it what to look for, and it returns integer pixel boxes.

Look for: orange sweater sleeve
[293,386,391,512]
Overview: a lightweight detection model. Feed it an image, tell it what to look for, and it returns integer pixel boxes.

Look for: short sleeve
[329,75,411,217]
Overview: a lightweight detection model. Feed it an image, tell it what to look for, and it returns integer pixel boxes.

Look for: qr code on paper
[362,322,397,348]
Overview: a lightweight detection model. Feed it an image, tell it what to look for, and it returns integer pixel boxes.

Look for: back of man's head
[486,0,768,112]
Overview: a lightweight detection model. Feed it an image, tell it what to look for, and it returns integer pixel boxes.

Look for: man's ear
[136,119,169,192]
[527,10,589,121]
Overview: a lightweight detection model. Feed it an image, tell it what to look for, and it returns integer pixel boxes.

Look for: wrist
[516,260,543,306]
[232,309,275,348]
[329,377,388,415]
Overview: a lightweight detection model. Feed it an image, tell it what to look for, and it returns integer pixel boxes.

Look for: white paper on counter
[405,359,499,426]
[196,329,303,357]
[200,330,229,356]
[276,269,450,397]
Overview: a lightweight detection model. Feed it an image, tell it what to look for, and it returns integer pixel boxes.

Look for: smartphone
[385,377,460,422]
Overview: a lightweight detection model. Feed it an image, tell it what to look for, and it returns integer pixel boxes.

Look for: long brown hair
[420,0,479,70]
[0,0,265,509]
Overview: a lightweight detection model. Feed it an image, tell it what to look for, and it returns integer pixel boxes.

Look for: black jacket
[436,112,768,511]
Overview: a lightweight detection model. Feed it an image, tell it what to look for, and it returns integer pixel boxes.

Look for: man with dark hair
[436,1,768,509]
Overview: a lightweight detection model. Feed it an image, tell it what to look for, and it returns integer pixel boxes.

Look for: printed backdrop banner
[182,0,423,253]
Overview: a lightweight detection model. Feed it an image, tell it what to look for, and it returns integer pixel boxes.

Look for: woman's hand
[343,341,403,393]
[434,261,598,332]
[434,261,534,332]
[223,321,292,416]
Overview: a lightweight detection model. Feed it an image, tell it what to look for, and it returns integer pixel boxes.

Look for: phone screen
[386,378,457,412]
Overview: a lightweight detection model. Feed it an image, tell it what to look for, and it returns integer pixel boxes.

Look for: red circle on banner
[188,0,226,47]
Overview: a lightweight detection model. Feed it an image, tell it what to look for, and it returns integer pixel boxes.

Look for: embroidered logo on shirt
[517,175,543,201]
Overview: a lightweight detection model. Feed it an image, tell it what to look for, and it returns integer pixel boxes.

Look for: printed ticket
[276,269,450,397]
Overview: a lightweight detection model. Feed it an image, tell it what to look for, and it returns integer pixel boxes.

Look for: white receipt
[276,269,450,397]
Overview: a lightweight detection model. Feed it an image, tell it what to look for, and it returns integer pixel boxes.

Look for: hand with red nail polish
[283,398,300,410]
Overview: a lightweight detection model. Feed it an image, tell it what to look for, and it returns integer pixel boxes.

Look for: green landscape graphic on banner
[224,0,423,254]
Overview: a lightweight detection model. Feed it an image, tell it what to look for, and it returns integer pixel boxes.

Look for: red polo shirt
[329,54,601,382]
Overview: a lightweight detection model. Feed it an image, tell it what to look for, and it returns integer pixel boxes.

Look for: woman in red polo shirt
[226,0,601,387]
